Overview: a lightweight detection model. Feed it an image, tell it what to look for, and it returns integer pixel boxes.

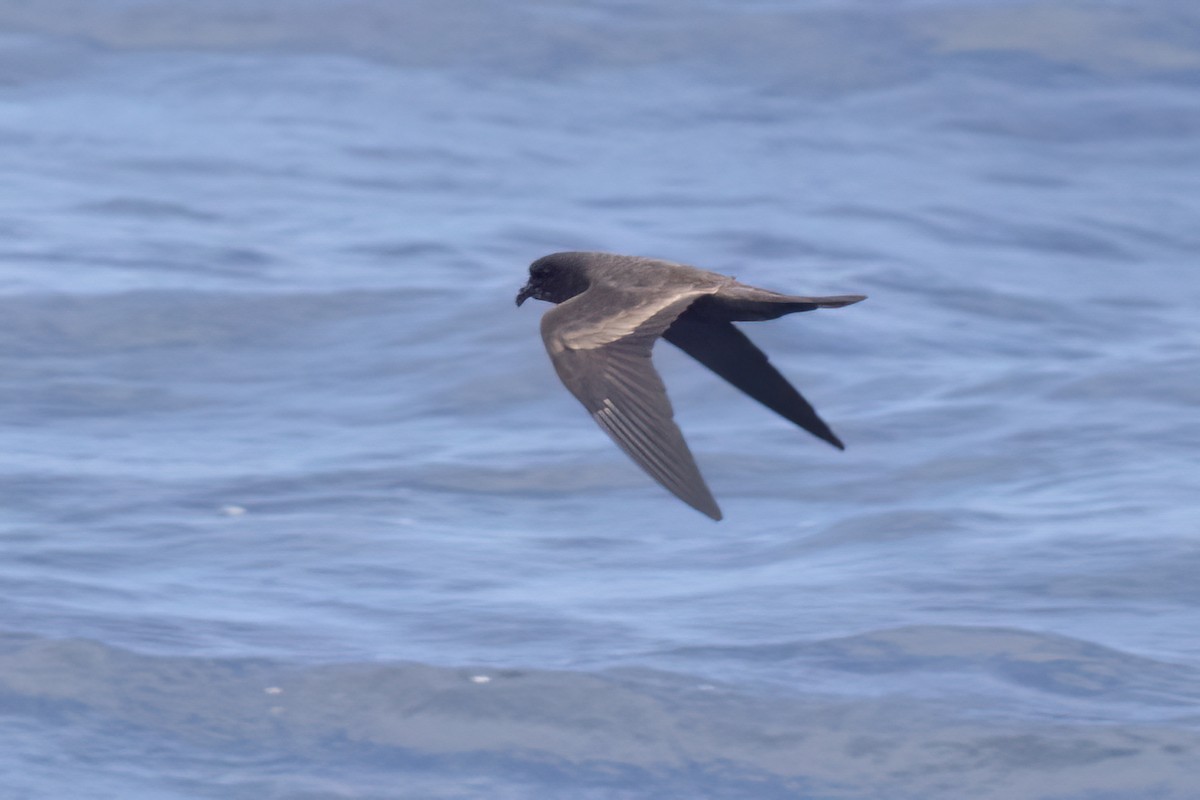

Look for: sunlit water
[1,1,1198,797]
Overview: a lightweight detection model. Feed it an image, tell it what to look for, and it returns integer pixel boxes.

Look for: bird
[516,251,865,520]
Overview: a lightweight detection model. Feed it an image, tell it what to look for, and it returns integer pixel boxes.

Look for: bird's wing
[663,314,845,449]
[541,286,722,520]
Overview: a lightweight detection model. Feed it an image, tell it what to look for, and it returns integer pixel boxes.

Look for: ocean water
[1,1,1198,797]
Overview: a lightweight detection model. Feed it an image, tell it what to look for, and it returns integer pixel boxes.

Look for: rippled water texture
[1,1,1198,797]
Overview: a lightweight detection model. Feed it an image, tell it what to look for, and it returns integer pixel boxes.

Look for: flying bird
[516,251,865,520]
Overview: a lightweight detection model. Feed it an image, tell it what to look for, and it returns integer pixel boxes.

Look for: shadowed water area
[0,1,1198,797]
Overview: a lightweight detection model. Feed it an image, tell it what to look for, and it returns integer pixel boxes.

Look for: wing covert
[540,287,722,520]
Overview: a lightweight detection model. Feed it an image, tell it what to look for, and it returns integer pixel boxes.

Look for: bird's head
[516,252,593,306]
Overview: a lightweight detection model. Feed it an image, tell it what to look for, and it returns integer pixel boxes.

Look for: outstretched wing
[541,286,722,520]
[663,314,845,449]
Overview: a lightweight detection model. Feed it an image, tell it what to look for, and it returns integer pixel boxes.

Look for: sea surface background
[1,1,1198,798]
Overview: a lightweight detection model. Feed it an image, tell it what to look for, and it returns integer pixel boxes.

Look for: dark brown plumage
[517,251,865,520]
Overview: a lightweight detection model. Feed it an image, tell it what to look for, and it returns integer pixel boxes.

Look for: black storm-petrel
[517,251,865,520]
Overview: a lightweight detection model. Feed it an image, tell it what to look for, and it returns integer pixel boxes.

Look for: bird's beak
[515,284,533,307]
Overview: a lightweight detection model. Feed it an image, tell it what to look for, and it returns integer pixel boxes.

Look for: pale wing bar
[541,292,722,520]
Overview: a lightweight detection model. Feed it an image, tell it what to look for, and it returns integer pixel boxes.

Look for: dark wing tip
[697,498,723,521]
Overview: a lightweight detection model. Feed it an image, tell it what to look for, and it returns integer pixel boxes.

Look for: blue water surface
[1,1,1198,798]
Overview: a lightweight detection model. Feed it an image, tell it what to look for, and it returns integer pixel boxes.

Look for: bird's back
[579,254,731,298]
